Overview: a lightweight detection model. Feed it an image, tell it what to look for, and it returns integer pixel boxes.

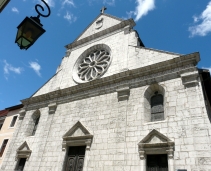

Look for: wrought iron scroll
[35,0,51,18]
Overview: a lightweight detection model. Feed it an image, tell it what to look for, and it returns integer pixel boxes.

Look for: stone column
[167,146,174,171]
[83,140,91,171]
[139,150,146,171]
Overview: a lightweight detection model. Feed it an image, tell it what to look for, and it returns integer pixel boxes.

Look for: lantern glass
[15,17,45,50]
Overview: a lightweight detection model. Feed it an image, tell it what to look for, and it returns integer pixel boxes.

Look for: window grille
[151,93,164,122]
[32,116,40,136]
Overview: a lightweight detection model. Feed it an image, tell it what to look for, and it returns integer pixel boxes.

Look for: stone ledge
[21,53,199,110]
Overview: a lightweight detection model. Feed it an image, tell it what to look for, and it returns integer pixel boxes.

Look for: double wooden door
[147,154,168,171]
[65,146,86,171]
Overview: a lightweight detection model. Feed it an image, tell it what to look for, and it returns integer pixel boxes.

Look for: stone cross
[100,6,107,14]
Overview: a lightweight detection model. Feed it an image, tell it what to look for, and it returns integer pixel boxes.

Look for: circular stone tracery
[77,49,111,81]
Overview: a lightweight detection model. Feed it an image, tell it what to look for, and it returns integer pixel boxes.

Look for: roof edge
[5,104,23,111]
[65,18,136,50]
[72,13,124,44]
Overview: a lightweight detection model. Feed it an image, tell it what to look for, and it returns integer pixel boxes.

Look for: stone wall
[1,76,211,171]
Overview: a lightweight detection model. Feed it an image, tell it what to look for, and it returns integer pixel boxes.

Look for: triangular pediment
[75,13,123,41]
[17,141,30,151]
[63,121,91,138]
[139,129,172,144]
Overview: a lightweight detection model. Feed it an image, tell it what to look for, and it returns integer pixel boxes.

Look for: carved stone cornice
[138,129,175,160]
[16,141,32,161]
[116,87,130,101]
[48,103,57,114]
[65,19,136,50]
[19,109,26,120]
[21,53,199,110]
[180,69,199,87]
[62,121,93,151]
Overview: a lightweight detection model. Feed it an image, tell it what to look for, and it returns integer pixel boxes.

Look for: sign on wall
[0,0,10,13]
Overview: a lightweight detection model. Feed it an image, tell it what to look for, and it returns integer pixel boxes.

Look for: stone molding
[19,109,26,120]
[21,53,199,110]
[62,121,93,151]
[116,86,130,101]
[48,103,57,114]
[138,129,174,159]
[180,70,199,87]
[65,19,135,50]
[15,141,32,161]
[124,25,131,34]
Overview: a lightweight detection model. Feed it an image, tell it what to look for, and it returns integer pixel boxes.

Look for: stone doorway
[147,154,168,171]
[65,146,86,171]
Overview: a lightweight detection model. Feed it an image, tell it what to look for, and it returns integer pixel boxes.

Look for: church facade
[1,12,211,171]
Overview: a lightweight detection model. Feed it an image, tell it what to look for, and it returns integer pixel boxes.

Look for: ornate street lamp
[15,0,51,50]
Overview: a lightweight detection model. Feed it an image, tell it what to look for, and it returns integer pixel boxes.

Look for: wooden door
[65,146,86,171]
[147,154,168,171]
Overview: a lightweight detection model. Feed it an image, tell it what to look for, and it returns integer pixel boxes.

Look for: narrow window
[151,92,164,122]
[15,158,27,171]
[65,146,86,171]
[10,115,18,127]
[0,139,8,157]
[32,116,40,136]
[0,122,3,130]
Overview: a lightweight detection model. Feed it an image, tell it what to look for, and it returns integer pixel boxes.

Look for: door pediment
[138,129,174,160]
[62,121,93,151]
[16,141,32,161]
[63,121,92,138]
[139,129,174,147]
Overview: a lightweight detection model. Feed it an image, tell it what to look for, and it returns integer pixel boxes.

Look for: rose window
[77,49,111,81]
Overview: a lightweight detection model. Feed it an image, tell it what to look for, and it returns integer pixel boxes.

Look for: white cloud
[29,61,41,77]
[189,1,211,37]
[11,7,19,13]
[62,0,75,7]
[193,16,199,23]
[3,60,23,79]
[126,0,155,21]
[103,0,115,6]
[64,11,77,23]
[131,0,155,21]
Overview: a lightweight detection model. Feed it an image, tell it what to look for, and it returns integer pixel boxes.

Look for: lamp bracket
[35,0,51,18]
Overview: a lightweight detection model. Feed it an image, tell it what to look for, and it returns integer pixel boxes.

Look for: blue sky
[0,0,211,109]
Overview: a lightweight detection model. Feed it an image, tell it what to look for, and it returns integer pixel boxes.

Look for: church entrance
[147,154,168,171]
[65,146,86,171]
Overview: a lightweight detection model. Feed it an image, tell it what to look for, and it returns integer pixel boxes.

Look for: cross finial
[100,6,107,14]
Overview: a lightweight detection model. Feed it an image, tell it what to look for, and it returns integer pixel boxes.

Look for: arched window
[32,116,40,136]
[30,110,40,136]
[151,92,164,122]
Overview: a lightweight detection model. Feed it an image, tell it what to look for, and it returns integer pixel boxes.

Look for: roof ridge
[103,13,123,22]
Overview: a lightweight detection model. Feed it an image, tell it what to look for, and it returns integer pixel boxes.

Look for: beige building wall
[0,107,21,167]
